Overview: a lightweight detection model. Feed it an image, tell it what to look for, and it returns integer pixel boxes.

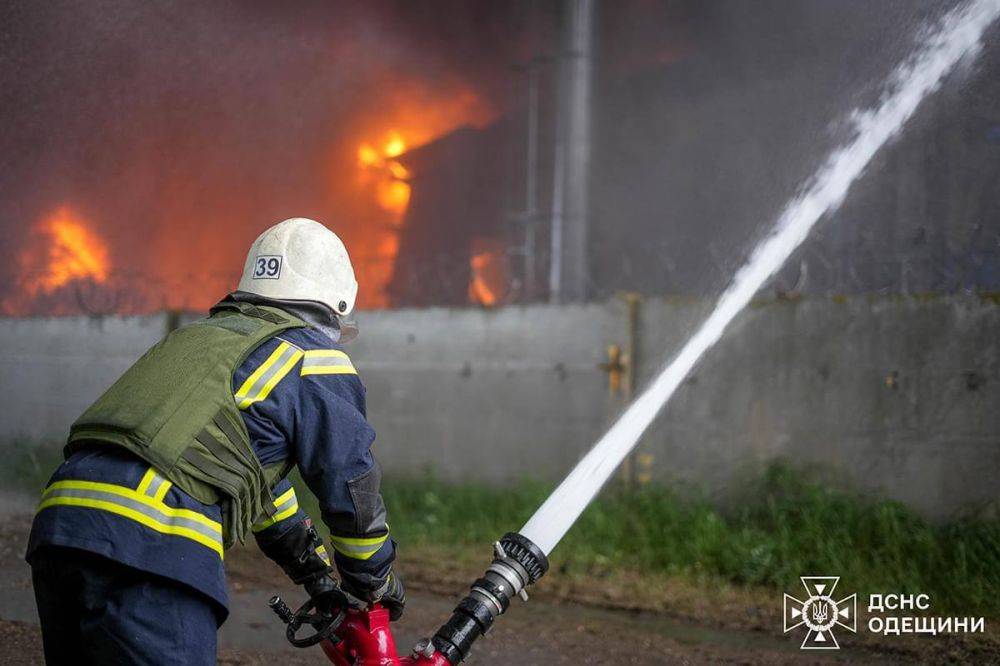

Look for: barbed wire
[1,225,997,317]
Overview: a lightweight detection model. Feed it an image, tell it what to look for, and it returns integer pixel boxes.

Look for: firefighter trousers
[30,546,217,665]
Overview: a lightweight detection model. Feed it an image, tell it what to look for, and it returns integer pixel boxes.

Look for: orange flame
[23,207,110,296]
[343,85,495,309]
[468,238,507,307]
[357,131,412,216]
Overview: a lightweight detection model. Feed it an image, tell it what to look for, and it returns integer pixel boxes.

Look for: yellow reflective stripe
[251,487,299,532]
[330,534,388,547]
[273,486,295,506]
[272,501,299,523]
[300,349,356,376]
[329,533,388,546]
[329,533,388,560]
[235,342,304,409]
[139,467,171,501]
[301,365,357,376]
[235,343,289,401]
[153,478,173,502]
[304,349,350,360]
[39,477,223,558]
[136,468,157,495]
[43,480,222,534]
[316,544,330,565]
[252,348,303,406]
[37,496,224,558]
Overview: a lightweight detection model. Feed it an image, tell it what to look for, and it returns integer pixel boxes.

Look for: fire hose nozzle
[430,532,549,664]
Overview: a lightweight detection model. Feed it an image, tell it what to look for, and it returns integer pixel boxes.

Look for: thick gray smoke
[0,1,534,311]
[2,1,996,313]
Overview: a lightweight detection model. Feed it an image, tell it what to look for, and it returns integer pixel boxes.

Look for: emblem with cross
[783,576,857,649]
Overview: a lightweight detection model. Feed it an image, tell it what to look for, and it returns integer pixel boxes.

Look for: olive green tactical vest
[66,301,309,548]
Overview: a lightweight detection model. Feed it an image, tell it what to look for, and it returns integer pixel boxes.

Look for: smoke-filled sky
[2,0,993,313]
[0,0,546,311]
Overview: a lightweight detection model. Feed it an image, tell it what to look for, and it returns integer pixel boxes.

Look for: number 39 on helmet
[238,218,359,317]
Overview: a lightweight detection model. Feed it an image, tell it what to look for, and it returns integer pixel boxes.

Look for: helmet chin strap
[225,291,359,343]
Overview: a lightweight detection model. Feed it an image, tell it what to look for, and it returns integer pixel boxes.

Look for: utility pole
[549,0,594,303]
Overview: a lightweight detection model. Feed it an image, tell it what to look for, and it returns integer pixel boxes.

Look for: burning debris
[468,238,508,306]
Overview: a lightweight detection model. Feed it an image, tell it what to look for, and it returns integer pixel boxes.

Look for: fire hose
[269,532,548,664]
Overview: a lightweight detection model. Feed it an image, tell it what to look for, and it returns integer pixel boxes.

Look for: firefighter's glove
[381,572,406,622]
[305,574,347,616]
[339,569,405,620]
[256,522,332,587]
[338,568,383,604]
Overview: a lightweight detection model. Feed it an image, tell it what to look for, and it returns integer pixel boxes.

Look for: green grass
[13,444,996,617]
[368,465,1000,617]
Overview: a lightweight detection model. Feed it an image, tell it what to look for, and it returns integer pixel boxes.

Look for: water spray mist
[426,2,1000,662]
[519,0,1000,557]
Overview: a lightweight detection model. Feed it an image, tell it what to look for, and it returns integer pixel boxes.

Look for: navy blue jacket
[27,317,394,621]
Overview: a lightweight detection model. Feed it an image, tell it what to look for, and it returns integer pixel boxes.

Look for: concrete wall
[0,315,174,440]
[1,296,997,518]
[638,296,1000,518]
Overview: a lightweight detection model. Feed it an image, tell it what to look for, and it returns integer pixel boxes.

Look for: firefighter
[26,217,404,664]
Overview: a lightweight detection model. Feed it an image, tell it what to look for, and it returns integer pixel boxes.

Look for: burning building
[0,1,521,316]
[387,123,519,307]
[1,1,998,316]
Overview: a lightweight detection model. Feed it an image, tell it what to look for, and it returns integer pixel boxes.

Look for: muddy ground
[0,514,995,664]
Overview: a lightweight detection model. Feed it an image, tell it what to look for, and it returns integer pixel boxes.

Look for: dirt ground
[0,514,995,664]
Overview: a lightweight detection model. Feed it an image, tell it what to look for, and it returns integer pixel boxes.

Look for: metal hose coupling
[429,532,548,664]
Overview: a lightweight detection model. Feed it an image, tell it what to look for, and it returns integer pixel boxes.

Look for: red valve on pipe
[270,533,548,664]
[270,596,450,664]
[320,605,450,666]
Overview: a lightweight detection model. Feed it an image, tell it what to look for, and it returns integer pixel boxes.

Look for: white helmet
[238,218,358,317]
